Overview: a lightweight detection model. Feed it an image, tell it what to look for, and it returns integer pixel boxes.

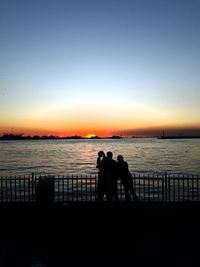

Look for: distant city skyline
[1,125,200,138]
[0,0,200,137]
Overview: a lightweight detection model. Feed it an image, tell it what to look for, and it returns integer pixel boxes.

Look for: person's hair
[117,155,123,161]
[98,151,104,157]
[107,151,113,159]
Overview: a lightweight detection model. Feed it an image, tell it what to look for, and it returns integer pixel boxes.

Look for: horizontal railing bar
[0,174,199,177]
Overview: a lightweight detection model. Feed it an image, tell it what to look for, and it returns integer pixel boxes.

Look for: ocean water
[0,138,200,176]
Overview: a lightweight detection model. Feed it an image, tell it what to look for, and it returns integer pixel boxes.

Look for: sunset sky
[0,0,200,137]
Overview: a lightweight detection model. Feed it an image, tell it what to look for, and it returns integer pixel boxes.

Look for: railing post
[94,175,97,201]
[168,173,170,202]
[31,172,35,202]
[28,176,31,202]
[164,172,168,202]
[0,177,3,202]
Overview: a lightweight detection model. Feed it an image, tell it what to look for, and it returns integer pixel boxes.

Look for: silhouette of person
[117,155,138,201]
[96,151,107,201]
[105,151,119,201]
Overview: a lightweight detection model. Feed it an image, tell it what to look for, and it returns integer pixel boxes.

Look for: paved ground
[0,202,200,267]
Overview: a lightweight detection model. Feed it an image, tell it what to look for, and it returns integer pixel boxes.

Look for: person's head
[117,155,124,163]
[106,151,113,160]
[98,151,104,157]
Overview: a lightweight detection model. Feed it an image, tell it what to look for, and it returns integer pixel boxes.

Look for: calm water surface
[0,138,200,176]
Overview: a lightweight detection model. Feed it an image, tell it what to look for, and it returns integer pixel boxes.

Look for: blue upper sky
[0,0,200,136]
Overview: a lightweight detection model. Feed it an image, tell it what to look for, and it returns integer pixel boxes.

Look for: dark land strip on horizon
[0,134,123,140]
[158,135,200,139]
[1,135,200,141]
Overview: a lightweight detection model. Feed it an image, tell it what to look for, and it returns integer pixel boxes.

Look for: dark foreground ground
[0,202,200,267]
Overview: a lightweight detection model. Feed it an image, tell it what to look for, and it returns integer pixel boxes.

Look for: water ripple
[0,138,200,176]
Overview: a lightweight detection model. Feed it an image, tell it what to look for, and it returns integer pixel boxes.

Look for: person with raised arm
[96,150,107,201]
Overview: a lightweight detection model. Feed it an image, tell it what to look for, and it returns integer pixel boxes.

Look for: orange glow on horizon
[0,126,111,138]
[84,133,97,138]
[1,122,200,138]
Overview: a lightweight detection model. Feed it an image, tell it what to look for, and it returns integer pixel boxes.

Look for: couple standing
[96,151,138,202]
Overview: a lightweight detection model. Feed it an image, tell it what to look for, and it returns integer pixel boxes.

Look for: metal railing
[0,173,200,202]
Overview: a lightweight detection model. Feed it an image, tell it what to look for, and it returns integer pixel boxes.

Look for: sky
[0,0,200,137]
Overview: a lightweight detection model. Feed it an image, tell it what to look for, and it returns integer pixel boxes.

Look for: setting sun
[84,134,97,138]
